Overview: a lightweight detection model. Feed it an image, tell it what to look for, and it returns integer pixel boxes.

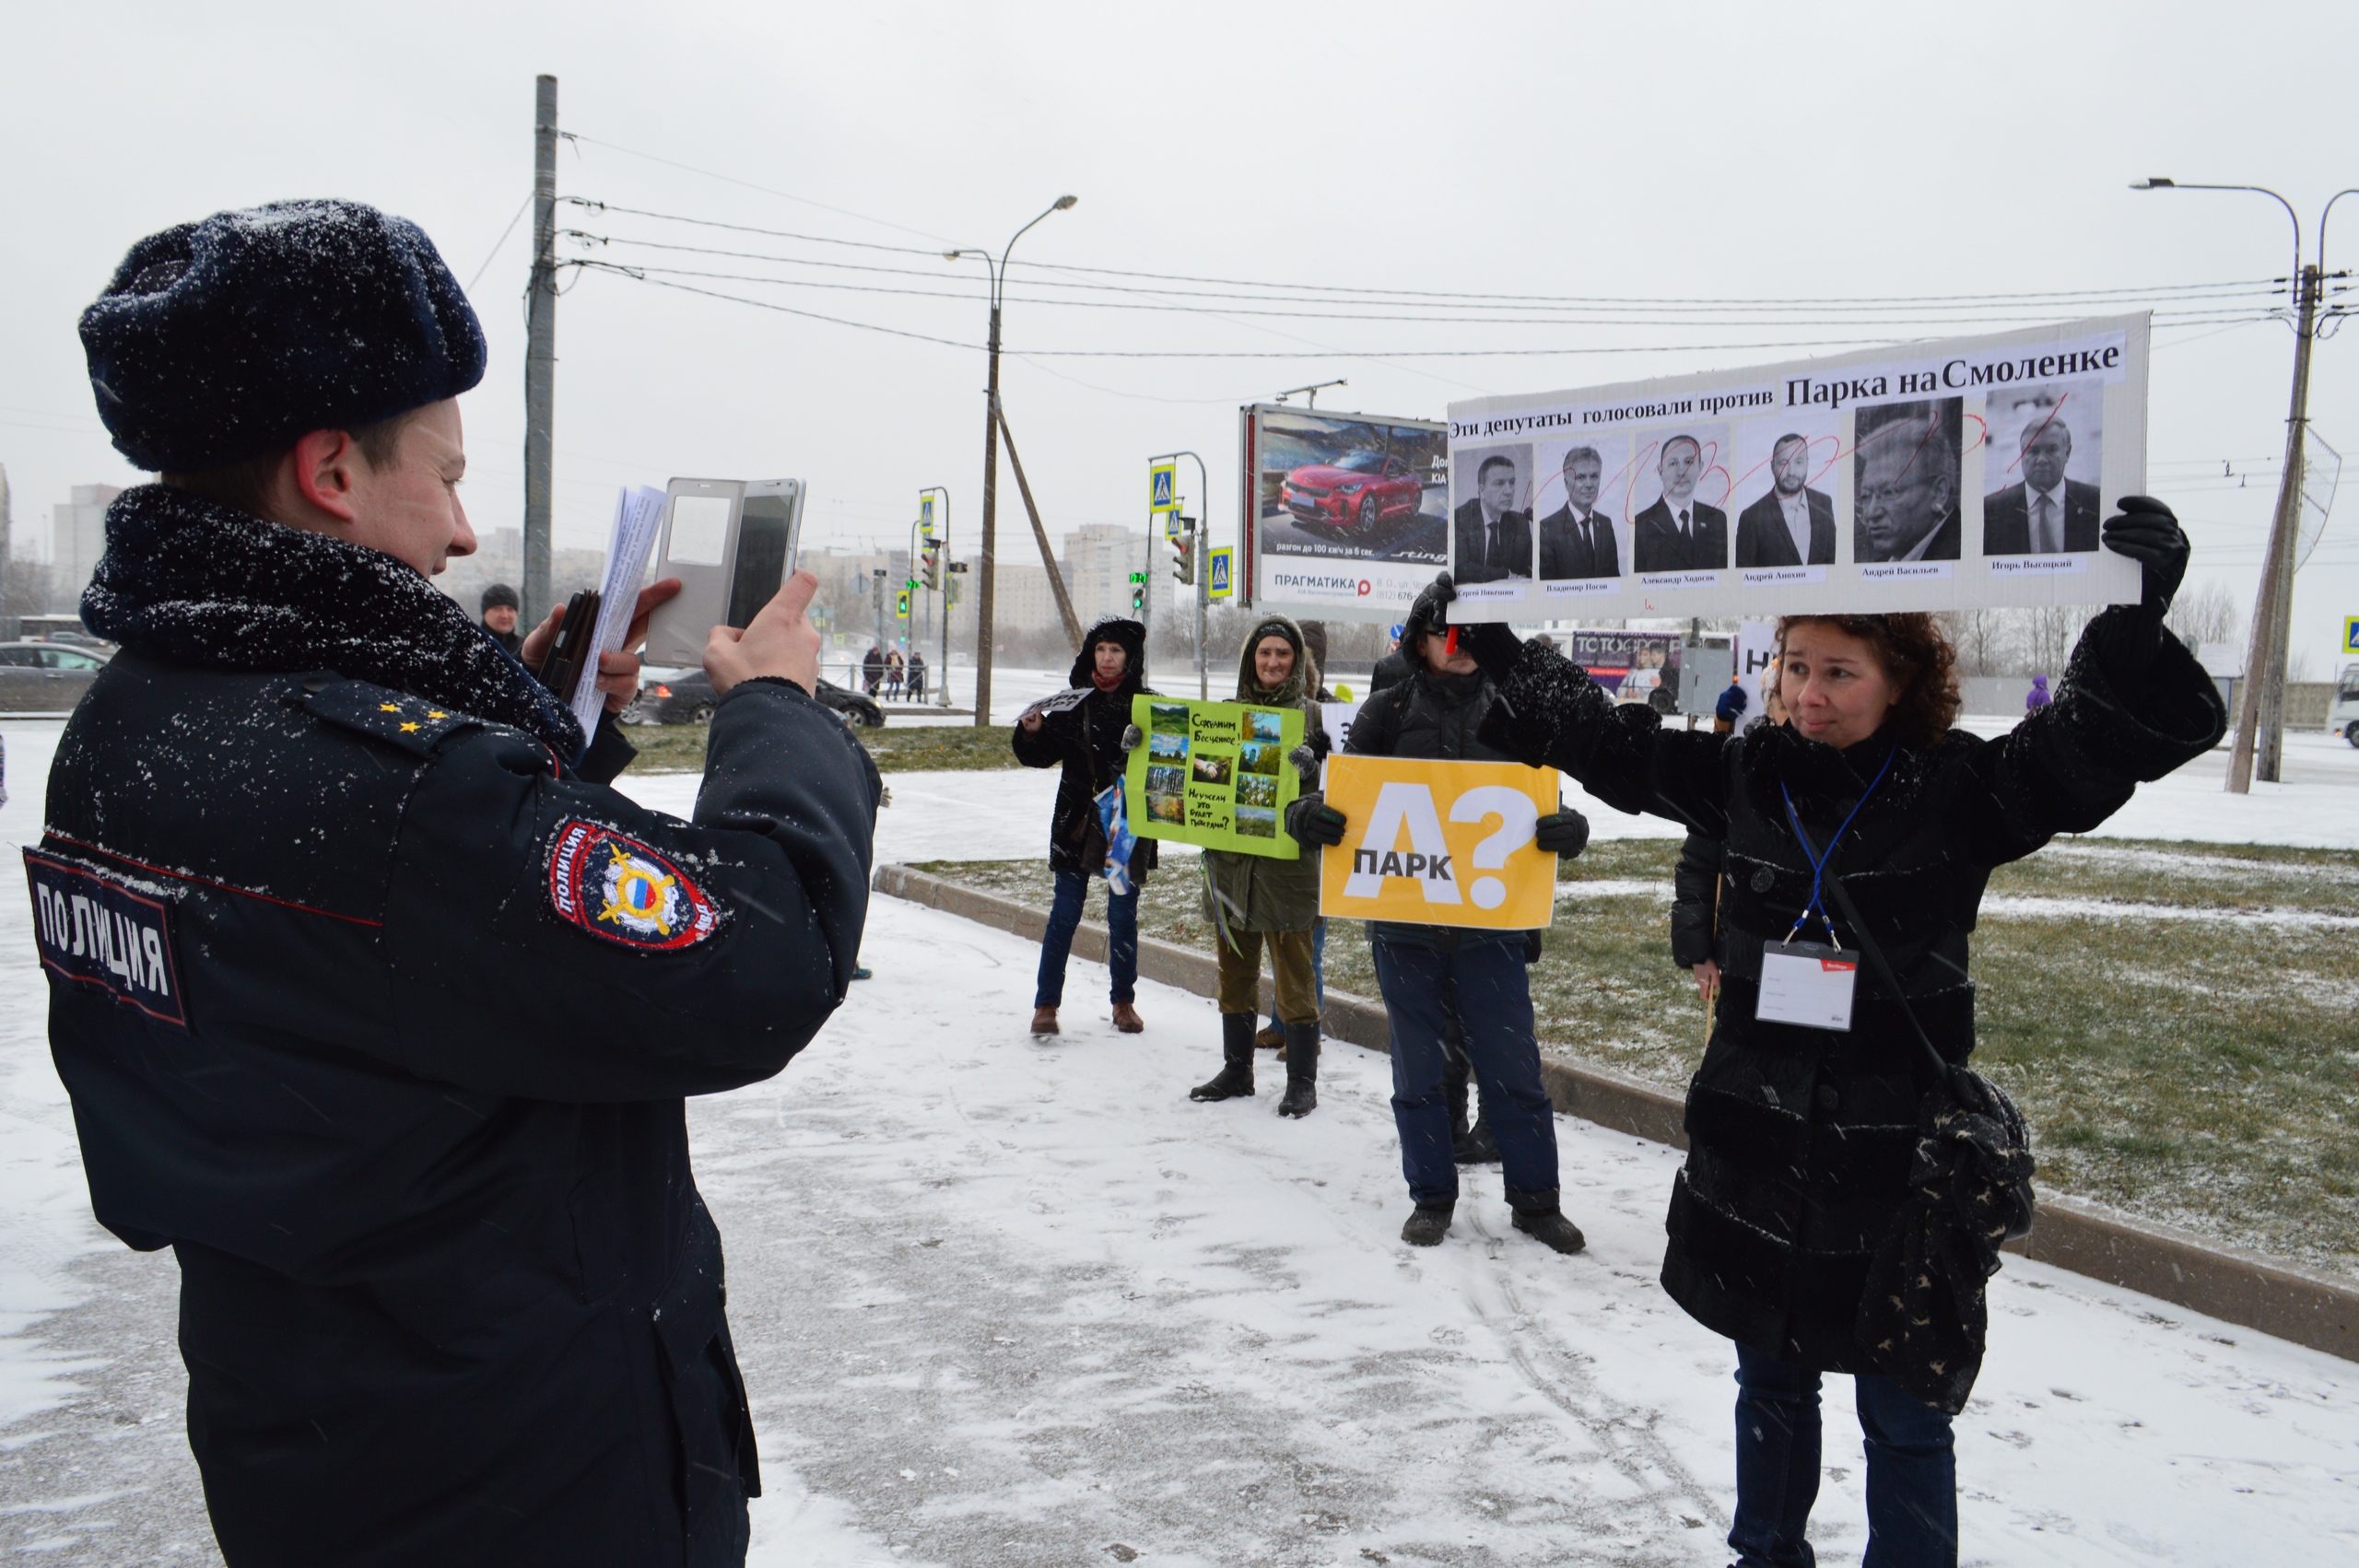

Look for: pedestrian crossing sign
[2346,615,2359,653]
[1208,546,1234,600]
[1149,462,1179,514]
[919,495,935,539]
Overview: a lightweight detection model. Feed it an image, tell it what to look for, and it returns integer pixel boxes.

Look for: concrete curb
[871,862,2359,1366]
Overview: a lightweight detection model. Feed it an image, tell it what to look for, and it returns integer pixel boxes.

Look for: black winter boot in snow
[1452,1111,1500,1164]
[1191,1014,1257,1102]
[1401,1205,1454,1246]
[1275,1023,1320,1117]
[1512,1207,1587,1255]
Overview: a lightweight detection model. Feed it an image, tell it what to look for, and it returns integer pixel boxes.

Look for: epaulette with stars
[299,678,484,756]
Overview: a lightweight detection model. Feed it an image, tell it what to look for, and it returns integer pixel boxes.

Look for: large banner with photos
[1441,314,2148,622]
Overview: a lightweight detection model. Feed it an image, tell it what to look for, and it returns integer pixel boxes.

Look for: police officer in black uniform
[34,200,879,1567]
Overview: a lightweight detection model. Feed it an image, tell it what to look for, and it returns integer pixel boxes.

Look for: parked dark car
[1282,450,1426,533]
[0,640,111,711]
[620,667,885,728]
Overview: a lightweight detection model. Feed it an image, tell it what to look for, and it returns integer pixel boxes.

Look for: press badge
[1756,941,1857,1031]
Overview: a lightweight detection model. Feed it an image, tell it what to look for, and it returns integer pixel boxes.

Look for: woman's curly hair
[1775,613,1962,748]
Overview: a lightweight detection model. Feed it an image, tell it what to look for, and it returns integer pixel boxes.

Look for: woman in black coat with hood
[1436,498,2224,1568]
[1014,615,1158,1035]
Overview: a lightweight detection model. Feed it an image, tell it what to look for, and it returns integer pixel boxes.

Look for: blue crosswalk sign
[2345,615,2359,653]
[1208,546,1234,599]
[1148,462,1179,514]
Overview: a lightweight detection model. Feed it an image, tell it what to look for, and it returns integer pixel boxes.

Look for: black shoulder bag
[1825,872,2035,1417]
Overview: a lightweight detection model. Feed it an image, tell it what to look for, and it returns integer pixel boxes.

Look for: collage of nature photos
[1143,701,1290,839]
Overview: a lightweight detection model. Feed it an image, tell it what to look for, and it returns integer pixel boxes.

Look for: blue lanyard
[1778,747,1896,946]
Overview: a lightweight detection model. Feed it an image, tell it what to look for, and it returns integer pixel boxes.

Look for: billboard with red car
[1239,404,1448,620]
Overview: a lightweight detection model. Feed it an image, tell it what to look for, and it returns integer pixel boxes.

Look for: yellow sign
[1148,461,1180,514]
[1318,756,1560,929]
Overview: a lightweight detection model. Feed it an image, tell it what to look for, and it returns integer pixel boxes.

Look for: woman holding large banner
[1190,616,1327,1117]
[1433,497,2223,1568]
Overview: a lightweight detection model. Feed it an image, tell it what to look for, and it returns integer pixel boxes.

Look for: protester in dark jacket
[1713,675,1749,733]
[1013,614,1158,1036]
[49,200,881,1568]
[1190,615,1326,1116]
[1435,498,2223,1568]
[1298,582,1591,1252]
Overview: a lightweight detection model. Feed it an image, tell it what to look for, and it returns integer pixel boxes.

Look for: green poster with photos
[1123,696,1306,859]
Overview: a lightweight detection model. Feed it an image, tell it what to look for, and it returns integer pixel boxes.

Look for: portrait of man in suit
[1537,445,1619,579]
[1452,451,1532,583]
[1734,433,1836,568]
[1853,398,1964,563]
[1631,434,1728,573]
[1984,414,2101,554]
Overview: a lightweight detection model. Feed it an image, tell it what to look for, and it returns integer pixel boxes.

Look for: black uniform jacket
[1485,610,2223,1370]
[35,652,879,1567]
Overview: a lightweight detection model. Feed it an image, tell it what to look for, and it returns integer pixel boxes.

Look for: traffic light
[896,590,910,619]
[1128,569,1146,614]
[921,543,941,591]
[1170,516,1196,586]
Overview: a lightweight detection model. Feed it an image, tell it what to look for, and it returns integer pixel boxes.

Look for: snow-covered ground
[3,708,2355,1563]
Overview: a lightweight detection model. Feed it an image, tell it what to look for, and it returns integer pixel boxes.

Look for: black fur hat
[79,200,487,473]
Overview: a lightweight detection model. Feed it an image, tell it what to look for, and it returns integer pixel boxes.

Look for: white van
[2332,662,2359,747]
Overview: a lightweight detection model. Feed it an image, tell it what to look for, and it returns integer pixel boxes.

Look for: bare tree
[2164,579,2238,653]
[2019,604,2095,678]
[1938,608,2011,677]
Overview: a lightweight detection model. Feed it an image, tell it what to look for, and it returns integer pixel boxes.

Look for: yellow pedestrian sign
[1148,461,1180,515]
[919,495,935,539]
[1208,546,1234,600]
[2345,615,2359,653]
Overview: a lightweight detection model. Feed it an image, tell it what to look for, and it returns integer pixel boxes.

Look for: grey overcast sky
[4,1,2354,664]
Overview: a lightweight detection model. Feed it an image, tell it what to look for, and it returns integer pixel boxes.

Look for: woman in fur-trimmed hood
[1188,614,1331,1117]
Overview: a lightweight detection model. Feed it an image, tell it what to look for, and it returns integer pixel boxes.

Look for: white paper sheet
[569,486,670,736]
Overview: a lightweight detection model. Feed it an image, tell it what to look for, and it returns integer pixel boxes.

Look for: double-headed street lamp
[947,194,1077,728]
[2131,177,2358,790]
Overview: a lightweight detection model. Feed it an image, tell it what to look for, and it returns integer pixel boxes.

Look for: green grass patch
[911,838,2359,1278]
[622,719,1023,775]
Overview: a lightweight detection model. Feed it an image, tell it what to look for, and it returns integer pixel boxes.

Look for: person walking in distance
[1014,614,1157,1036]
[46,199,881,1567]
[1429,494,2222,1568]
[1190,615,1329,1117]
[1287,579,1593,1251]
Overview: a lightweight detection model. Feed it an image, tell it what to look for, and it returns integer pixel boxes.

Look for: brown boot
[1030,1006,1060,1036]
[1110,1001,1144,1034]
[1253,1024,1285,1052]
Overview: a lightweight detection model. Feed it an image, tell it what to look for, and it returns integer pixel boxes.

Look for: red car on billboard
[1282,451,1426,532]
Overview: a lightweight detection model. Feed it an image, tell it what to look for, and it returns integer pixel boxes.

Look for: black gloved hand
[1426,571,1523,684]
[1533,810,1590,857]
[1284,794,1347,848]
[2102,496,2189,620]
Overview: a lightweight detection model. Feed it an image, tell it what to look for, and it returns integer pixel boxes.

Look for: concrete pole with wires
[522,74,558,626]
[2248,263,2318,785]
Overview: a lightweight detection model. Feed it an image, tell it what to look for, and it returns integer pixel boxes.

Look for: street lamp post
[947,195,1077,729]
[2132,177,2355,790]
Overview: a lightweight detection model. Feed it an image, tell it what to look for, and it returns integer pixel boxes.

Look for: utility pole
[2134,178,2353,792]
[2243,263,2318,786]
[947,195,1076,727]
[522,74,558,626]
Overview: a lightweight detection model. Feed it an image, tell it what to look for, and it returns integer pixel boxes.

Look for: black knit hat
[79,200,487,473]
[479,582,520,614]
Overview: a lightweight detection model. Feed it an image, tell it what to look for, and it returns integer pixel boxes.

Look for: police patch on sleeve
[547,821,722,951]
[24,848,188,1026]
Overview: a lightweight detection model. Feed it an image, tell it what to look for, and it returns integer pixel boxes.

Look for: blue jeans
[1370,934,1557,1211]
[1267,919,1326,1033]
[1033,869,1138,1009]
[1731,1342,1957,1568]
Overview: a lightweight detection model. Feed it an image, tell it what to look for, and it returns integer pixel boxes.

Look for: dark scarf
[83,484,586,757]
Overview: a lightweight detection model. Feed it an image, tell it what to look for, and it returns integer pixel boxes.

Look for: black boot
[1190,1014,1257,1101]
[1275,1023,1320,1117]
[1512,1206,1587,1255]
[1401,1204,1454,1246]
[1452,1112,1500,1164]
